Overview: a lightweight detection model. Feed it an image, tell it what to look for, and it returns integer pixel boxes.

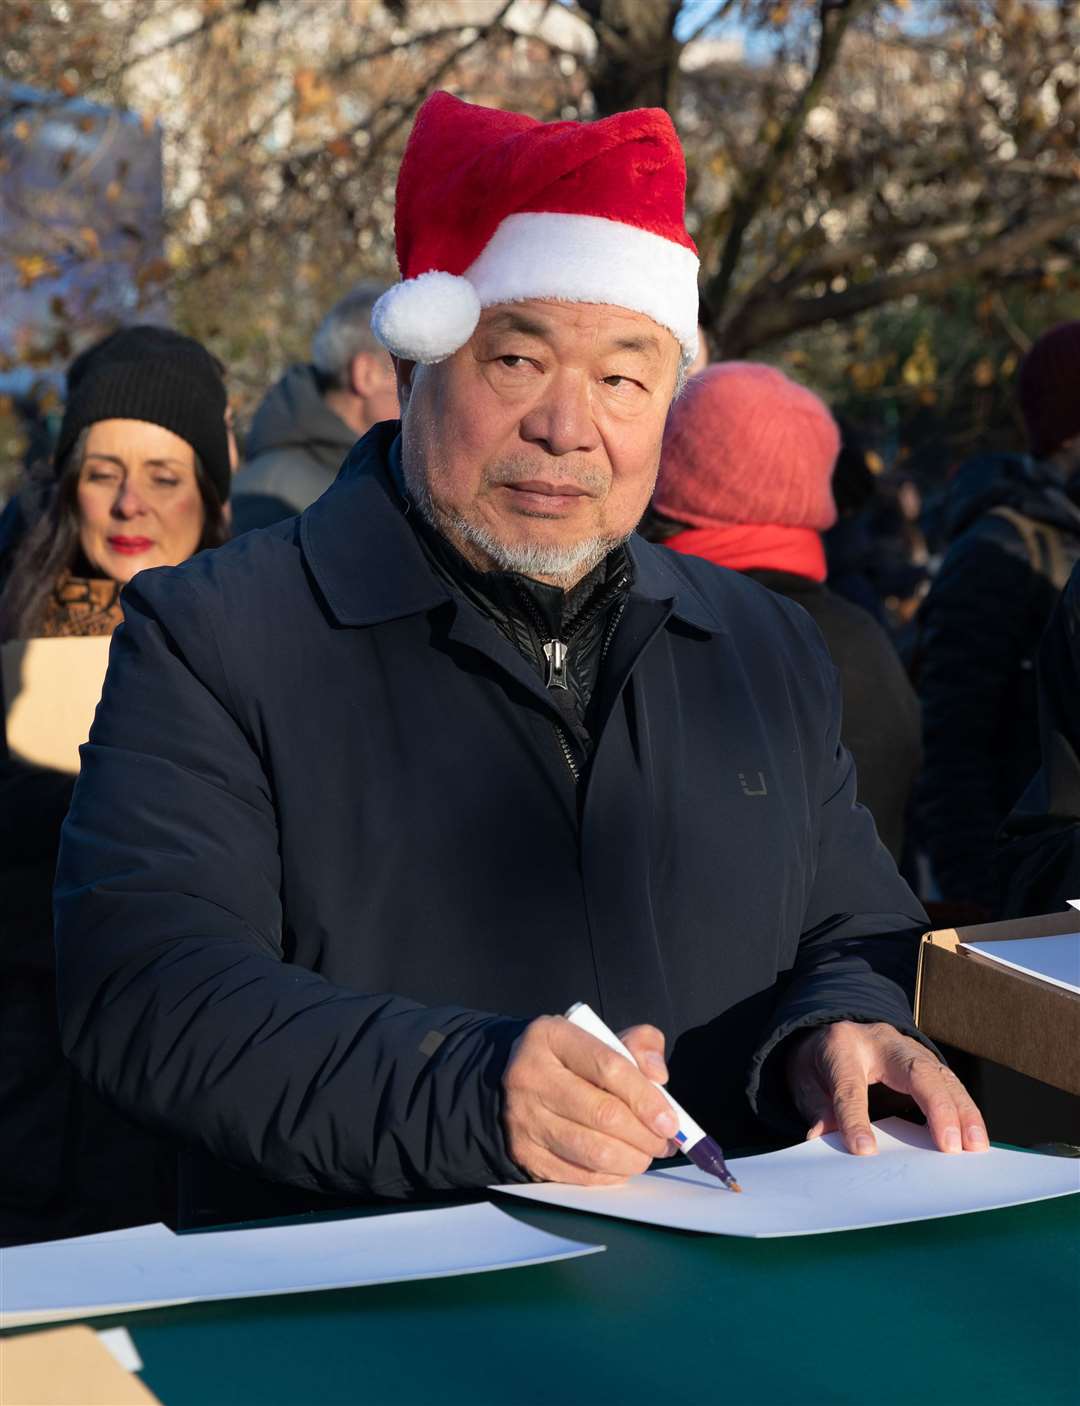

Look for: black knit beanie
[56,326,231,502]
[1018,321,1080,461]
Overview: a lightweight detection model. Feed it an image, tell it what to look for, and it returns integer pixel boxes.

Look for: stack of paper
[0,1203,602,1329]
[493,1118,1080,1237]
[960,931,1080,997]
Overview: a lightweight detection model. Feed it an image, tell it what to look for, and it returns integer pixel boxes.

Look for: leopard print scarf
[38,572,124,638]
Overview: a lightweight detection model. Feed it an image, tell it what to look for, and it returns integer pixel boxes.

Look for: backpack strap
[988,506,1072,593]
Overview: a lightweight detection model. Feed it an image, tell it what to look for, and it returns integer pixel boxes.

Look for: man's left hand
[786,1020,989,1155]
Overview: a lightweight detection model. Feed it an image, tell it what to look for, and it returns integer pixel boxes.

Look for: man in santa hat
[54,94,985,1227]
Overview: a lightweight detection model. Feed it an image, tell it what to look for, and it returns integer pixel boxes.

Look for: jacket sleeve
[746,623,935,1136]
[916,523,1033,902]
[996,563,1080,917]
[53,568,528,1201]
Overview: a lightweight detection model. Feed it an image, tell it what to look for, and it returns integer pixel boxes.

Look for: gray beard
[405,466,628,589]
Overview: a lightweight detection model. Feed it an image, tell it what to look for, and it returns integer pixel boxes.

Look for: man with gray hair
[56,94,985,1229]
[231,283,399,532]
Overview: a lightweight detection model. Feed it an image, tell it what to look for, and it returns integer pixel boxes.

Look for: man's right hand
[502,1015,678,1184]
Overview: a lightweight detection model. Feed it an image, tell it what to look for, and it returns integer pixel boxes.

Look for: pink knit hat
[654,362,840,530]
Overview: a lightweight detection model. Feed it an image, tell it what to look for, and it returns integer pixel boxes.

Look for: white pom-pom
[371,272,481,364]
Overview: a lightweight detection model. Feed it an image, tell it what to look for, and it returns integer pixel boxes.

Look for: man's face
[396,300,681,587]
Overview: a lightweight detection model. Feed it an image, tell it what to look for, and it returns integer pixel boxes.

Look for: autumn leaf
[135,257,172,288]
[847,357,890,391]
[294,68,334,117]
[326,136,353,160]
[901,332,937,388]
[972,356,995,387]
[14,254,58,288]
[57,72,79,97]
[13,120,31,141]
[79,226,102,259]
[105,179,122,203]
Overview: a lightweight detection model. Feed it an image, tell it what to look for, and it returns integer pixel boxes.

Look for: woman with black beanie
[0,325,232,1245]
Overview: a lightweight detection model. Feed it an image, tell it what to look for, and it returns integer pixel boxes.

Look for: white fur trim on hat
[371,271,481,364]
[467,213,699,358]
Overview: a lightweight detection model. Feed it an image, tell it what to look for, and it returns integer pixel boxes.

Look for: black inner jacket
[391,451,633,778]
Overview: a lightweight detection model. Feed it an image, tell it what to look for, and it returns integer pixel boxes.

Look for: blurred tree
[1,0,1077,451]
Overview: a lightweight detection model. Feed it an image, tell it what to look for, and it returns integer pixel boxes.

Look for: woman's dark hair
[0,429,228,642]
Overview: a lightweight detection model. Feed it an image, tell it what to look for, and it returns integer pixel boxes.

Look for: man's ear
[392,355,417,412]
[349,352,385,398]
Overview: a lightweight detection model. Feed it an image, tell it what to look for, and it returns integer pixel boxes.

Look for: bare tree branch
[175,0,518,285]
[703,0,878,323]
[720,201,1080,355]
[679,0,740,48]
[99,0,257,84]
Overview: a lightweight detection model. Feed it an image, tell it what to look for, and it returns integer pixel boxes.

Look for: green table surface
[6,1194,1080,1406]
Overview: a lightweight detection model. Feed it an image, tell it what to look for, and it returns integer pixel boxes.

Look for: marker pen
[566,1002,743,1192]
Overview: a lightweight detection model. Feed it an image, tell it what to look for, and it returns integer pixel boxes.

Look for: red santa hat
[372,92,700,366]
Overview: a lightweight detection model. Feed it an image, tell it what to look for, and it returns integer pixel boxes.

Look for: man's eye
[498,355,529,368]
[603,375,641,390]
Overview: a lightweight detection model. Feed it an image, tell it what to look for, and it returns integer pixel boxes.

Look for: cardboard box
[916,910,1080,1147]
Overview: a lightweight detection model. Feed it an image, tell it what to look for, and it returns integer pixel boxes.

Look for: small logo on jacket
[738,771,768,797]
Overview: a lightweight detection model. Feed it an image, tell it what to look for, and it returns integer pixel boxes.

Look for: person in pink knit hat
[645,361,921,862]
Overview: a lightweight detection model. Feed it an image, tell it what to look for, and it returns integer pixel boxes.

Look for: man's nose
[519,371,600,456]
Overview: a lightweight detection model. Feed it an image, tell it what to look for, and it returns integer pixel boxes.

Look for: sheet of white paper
[97,1327,143,1373]
[961,932,1080,996]
[0,1202,602,1329]
[492,1118,1080,1237]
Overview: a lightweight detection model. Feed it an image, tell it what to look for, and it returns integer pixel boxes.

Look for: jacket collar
[300,422,724,635]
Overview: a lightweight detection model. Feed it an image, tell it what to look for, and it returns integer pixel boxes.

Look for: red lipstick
[107,536,154,556]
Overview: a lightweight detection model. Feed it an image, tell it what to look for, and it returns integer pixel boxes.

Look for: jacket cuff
[470,1015,533,1185]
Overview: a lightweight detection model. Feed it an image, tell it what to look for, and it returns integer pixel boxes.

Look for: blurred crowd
[2,287,1078,1244]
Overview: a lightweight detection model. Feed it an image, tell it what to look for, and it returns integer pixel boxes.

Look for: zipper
[543,638,569,689]
[553,722,580,782]
[513,572,630,784]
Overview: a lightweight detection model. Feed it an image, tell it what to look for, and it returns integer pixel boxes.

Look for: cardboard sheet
[2,636,111,773]
[492,1118,1080,1237]
[0,1325,160,1405]
[0,1203,602,1330]
[961,932,1080,997]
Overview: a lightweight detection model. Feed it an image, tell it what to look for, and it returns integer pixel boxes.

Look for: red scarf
[662,523,827,583]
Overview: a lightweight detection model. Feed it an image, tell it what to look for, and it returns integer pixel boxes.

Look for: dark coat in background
[0,751,167,1245]
[55,424,930,1228]
[916,455,1080,905]
[745,570,920,863]
[229,364,357,533]
[997,561,1080,917]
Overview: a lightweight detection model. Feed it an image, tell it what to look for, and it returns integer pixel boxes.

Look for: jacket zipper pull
[543,639,569,690]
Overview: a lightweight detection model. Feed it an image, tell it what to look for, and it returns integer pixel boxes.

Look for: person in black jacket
[645,361,921,864]
[916,321,1080,911]
[0,328,232,1245]
[54,94,985,1229]
[997,560,1080,916]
